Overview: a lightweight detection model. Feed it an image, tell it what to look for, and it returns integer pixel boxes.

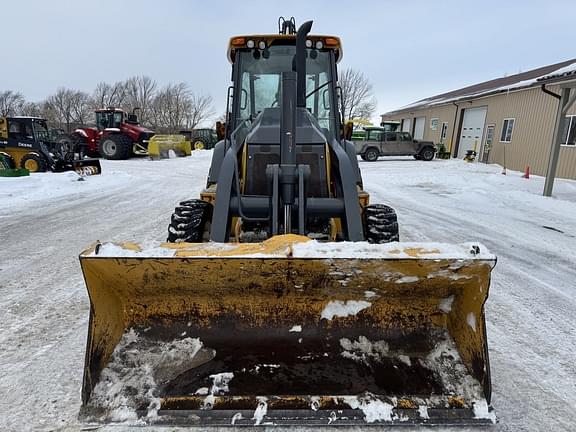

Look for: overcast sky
[3,0,575,125]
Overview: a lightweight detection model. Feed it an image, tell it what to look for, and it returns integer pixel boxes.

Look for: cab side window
[385,132,397,141]
[368,130,383,141]
[8,120,33,140]
[399,132,411,141]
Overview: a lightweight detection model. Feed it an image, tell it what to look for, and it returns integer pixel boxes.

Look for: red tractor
[62,108,155,160]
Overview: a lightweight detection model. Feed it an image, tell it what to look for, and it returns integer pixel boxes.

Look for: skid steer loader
[0,116,101,175]
[79,18,496,426]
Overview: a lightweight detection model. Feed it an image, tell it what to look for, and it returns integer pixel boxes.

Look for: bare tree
[46,88,91,131]
[19,101,42,117]
[91,81,126,110]
[123,75,157,125]
[150,83,215,132]
[70,91,91,125]
[0,90,25,116]
[338,68,377,121]
[185,93,215,129]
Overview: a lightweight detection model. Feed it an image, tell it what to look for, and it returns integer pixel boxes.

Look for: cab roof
[227,34,343,64]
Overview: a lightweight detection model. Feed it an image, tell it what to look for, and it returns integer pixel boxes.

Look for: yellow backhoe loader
[78,17,496,427]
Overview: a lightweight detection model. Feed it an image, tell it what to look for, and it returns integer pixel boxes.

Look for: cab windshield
[96,111,123,130]
[235,46,336,132]
[32,119,50,141]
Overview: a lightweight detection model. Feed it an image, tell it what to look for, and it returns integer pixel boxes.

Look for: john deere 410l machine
[79,18,496,426]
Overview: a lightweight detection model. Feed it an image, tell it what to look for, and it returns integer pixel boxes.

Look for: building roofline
[382,58,576,117]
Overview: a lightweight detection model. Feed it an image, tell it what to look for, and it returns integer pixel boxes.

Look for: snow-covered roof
[383,58,576,116]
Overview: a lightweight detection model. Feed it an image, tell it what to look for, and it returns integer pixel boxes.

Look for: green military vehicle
[354,129,437,161]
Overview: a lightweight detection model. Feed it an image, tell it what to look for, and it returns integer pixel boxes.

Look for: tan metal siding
[382,84,576,179]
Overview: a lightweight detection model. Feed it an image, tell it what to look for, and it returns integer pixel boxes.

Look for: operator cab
[228,36,343,203]
[95,109,124,130]
[228,35,342,136]
[6,117,50,142]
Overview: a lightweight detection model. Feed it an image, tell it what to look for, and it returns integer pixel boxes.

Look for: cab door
[381,131,400,155]
[365,129,384,154]
[397,132,418,155]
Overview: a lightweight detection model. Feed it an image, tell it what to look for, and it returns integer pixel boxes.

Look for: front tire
[363,204,399,243]
[364,147,380,162]
[20,152,48,173]
[0,152,16,169]
[167,199,213,243]
[419,147,435,161]
[98,134,133,160]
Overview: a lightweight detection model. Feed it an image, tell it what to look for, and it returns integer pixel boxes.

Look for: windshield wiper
[306,80,332,99]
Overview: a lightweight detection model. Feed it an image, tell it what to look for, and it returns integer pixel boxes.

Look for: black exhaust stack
[295,21,313,108]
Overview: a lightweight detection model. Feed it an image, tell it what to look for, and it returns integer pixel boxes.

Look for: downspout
[540,83,561,100]
[450,101,459,156]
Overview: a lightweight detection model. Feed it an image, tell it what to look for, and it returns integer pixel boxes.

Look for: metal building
[381,59,576,180]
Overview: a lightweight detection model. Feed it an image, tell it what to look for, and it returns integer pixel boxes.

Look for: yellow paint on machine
[147,134,191,159]
[79,234,495,410]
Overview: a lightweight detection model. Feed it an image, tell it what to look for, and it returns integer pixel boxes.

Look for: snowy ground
[1,152,575,431]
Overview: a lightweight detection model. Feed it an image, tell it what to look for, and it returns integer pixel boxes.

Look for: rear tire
[364,147,379,162]
[20,152,47,173]
[193,139,206,150]
[364,204,399,243]
[419,147,435,161]
[167,199,213,243]
[98,134,133,160]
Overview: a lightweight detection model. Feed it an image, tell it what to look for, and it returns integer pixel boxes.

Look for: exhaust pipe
[295,20,313,108]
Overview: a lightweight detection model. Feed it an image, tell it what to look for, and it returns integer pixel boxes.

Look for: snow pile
[289,325,302,332]
[343,394,395,423]
[89,242,176,257]
[396,276,419,284]
[321,300,371,320]
[418,405,429,419]
[231,412,243,425]
[292,240,494,260]
[86,329,204,423]
[438,295,455,313]
[420,336,484,402]
[209,372,234,395]
[339,336,389,363]
[252,397,268,426]
[467,312,477,332]
[473,398,497,422]
[86,238,495,261]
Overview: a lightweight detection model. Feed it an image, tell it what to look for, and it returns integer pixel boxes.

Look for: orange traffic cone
[522,166,530,179]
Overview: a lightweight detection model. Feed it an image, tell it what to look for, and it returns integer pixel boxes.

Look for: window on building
[440,122,448,143]
[500,118,515,142]
[561,115,576,146]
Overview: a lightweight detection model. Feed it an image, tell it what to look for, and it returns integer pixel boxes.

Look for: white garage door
[458,107,487,159]
[414,117,425,140]
[402,118,412,132]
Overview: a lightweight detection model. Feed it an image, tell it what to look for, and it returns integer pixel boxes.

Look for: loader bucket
[148,135,191,159]
[79,235,496,426]
[72,158,102,176]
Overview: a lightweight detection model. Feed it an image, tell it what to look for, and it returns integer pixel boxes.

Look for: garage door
[457,107,487,159]
[401,118,412,133]
[413,117,425,140]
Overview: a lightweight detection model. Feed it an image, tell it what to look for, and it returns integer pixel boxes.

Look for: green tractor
[179,128,219,150]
